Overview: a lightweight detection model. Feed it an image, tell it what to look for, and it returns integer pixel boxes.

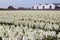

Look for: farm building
[32,3,60,10]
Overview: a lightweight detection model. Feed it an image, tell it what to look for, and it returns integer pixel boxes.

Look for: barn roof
[52,3,60,5]
[38,3,60,5]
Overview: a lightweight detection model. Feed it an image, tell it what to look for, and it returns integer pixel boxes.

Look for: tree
[0,8,4,10]
[8,6,15,10]
[55,6,60,9]
[17,7,25,10]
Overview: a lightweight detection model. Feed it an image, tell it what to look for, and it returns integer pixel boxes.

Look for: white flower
[53,24,59,30]
[44,31,56,38]
[45,23,53,30]
[39,33,45,40]
[38,29,45,34]
[16,34,23,40]
[44,31,50,38]
[39,22,45,29]
[10,25,15,30]
[0,24,3,30]
[28,21,32,28]
[0,30,4,37]
[57,32,60,39]
[50,31,56,37]
[7,30,13,37]
[23,35,28,40]
[36,29,45,40]
[35,21,40,28]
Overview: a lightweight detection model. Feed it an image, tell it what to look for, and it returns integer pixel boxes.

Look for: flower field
[0,11,60,40]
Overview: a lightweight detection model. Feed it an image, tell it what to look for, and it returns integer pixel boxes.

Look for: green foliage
[45,36,57,40]
[0,37,2,40]
[0,22,14,25]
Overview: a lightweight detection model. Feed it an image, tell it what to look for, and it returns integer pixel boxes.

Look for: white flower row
[0,24,60,40]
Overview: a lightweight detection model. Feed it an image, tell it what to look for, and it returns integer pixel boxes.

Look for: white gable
[32,3,56,10]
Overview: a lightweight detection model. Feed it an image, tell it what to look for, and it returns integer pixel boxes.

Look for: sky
[0,0,60,8]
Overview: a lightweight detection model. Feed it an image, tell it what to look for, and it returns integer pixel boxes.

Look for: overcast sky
[0,0,60,8]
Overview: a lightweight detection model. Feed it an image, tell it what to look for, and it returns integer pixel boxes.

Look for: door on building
[43,6,44,9]
[50,6,52,9]
[37,6,38,10]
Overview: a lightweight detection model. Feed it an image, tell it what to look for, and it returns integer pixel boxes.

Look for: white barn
[32,3,60,10]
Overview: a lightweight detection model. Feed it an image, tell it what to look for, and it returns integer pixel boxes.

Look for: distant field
[0,11,60,23]
[0,11,60,40]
